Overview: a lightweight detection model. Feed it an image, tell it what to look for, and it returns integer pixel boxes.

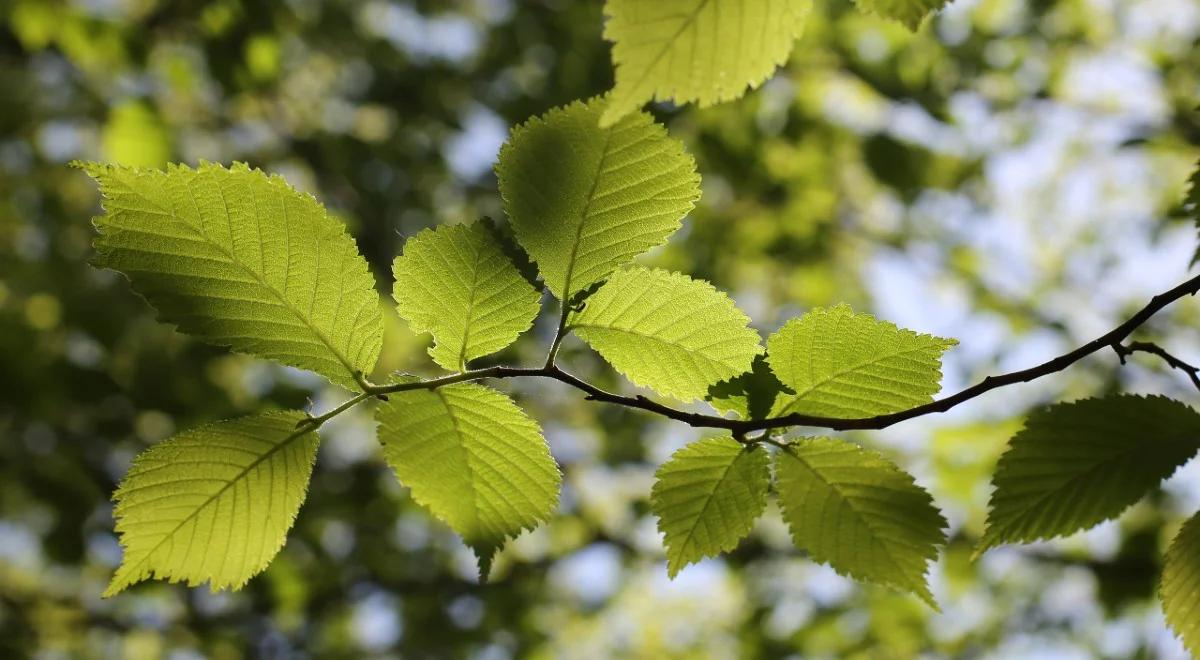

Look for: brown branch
[1113,340,1200,391]
[362,272,1200,436]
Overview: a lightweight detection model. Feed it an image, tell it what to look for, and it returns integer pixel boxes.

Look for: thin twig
[349,272,1200,437]
[1113,340,1200,391]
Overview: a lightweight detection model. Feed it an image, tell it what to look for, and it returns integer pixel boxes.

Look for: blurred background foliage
[1,0,1199,657]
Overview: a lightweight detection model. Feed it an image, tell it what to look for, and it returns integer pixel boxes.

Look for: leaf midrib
[559,127,616,300]
[621,0,712,99]
[776,344,943,416]
[781,447,928,597]
[670,445,750,573]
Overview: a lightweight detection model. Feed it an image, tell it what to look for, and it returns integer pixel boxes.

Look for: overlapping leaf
[79,162,383,390]
[392,222,541,371]
[1162,511,1200,657]
[767,304,955,418]
[852,0,949,29]
[601,0,811,126]
[495,98,700,300]
[651,437,769,577]
[107,412,320,596]
[570,267,763,401]
[376,383,561,578]
[979,395,1200,552]
[775,437,947,604]
[707,354,793,420]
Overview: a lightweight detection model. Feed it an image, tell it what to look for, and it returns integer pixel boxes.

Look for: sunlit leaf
[767,304,955,418]
[78,161,384,390]
[107,412,319,596]
[496,98,700,300]
[1162,510,1200,657]
[651,437,769,576]
[601,0,811,126]
[571,267,763,401]
[775,437,947,604]
[392,222,541,371]
[376,383,561,578]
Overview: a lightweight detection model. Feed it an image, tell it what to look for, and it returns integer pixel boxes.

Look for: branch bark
[358,272,1200,437]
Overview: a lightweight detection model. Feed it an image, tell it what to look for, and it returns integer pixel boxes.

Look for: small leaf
[78,161,383,390]
[707,354,793,420]
[767,304,955,418]
[392,222,541,371]
[851,0,949,29]
[496,98,700,301]
[1162,510,1200,657]
[107,412,320,596]
[979,395,1200,553]
[376,383,561,578]
[651,437,770,577]
[775,437,947,604]
[570,267,763,401]
[601,0,812,126]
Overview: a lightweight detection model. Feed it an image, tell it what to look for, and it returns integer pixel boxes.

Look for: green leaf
[651,437,770,577]
[570,267,763,401]
[767,304,956,418]
[775,437,947,604]
[376,383,561,578]
[979,395,1200,553]
[707,354,793,420]
[78,162,383,391]
[600,0,812,126]
[106,411,320,596]
[495,98,700,301]
[392,222,541,372]
[851,0,949,29]
[1162,510,1200,657]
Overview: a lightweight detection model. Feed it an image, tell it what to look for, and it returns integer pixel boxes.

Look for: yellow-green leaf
[78,161,384,391]
[107,412,320,596]
[775,437,947,605]
[767,304,955,418]
[392,222,541,371]
[1162,510,1200,657]
[496,98,700,301]
[651,437,769,577]
[570,267,763,401]
[376,383,561,578]
[601,0,812,126]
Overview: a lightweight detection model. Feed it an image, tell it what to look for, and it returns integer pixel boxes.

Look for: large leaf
[392,222,541,371]
[979,395,1200,552]
[852,0,949,29]
[79,162,383,390]
[106,412,320,596]
[767,304,955,418]
[570,267,763,401]
[376,383,561,577]
[600,0,811,126]
[495,98,700,300]
[651,437,770,577]
[1162,510,1200,657]
[775,437,947,604]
